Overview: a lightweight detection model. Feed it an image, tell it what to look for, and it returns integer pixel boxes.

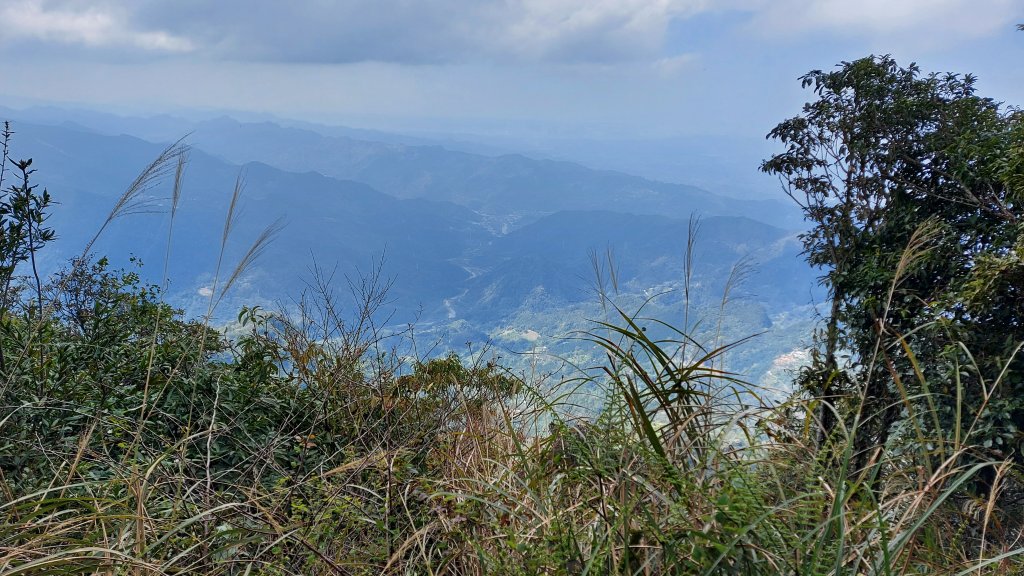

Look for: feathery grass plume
[202,171,245,325]
[139,150,190,425]
[165,148,188,285]
[79,137,189,260]
[221,172,244,251]
[882,217,945,324]
[682,213,702,330]
[856,218,947,466]
[714,254,754,369]
[213,216,285,314]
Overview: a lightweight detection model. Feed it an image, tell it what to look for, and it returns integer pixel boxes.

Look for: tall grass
[0,145,1020,575]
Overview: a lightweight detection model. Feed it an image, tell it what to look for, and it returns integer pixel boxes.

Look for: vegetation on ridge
[0,53,1021,575]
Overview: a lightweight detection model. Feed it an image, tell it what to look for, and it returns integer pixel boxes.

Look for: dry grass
[0,142,1020,576]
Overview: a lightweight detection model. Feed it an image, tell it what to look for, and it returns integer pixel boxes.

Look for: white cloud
[493,0,711,61]
[0,1,748,66]
[748,0,1020,43]
[1,0,193,52]
[123,0,714,65]
[2,0,1016,66]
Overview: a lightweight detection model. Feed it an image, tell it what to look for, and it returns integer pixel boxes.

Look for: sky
[0,0,1021,140]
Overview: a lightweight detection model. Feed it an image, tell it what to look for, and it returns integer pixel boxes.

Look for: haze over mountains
[1,106,818,384]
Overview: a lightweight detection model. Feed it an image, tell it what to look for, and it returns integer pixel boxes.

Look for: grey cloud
[131,1,489,64]
[124,0,699,64]
[0,0,193,55]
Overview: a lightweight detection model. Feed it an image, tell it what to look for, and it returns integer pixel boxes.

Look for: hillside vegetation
[0,55,1022,575]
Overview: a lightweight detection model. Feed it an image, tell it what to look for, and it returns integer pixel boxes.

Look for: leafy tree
[0,124,55,373]
[762,56,1024,474]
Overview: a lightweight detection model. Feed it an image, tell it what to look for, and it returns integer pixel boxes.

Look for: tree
[0,123,55,373]
[762,56,1024,474]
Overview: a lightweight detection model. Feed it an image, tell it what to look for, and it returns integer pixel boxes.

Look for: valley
[2,108,819,388]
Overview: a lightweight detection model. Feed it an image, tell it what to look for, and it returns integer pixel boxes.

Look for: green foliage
[0,158,54,301]
[763,56,1024,477]
[0,123,55,375]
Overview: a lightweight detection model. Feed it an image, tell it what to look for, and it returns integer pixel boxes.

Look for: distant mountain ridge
[1,107,800,230]
[0,110,818,383]
[184,117,799,229]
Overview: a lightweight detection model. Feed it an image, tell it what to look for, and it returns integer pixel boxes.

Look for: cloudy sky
[0,0,1021,138]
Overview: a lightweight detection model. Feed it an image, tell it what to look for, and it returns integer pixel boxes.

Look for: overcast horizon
[1,1,1022,141]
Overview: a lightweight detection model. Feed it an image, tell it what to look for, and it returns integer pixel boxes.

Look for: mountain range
[1,107,820,386]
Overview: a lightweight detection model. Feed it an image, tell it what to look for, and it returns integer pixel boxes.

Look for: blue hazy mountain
[0,107,799,227]
[181,117,800,228]
[11,122,489,317]
[3,113,818,382]
[465,210,808,307]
